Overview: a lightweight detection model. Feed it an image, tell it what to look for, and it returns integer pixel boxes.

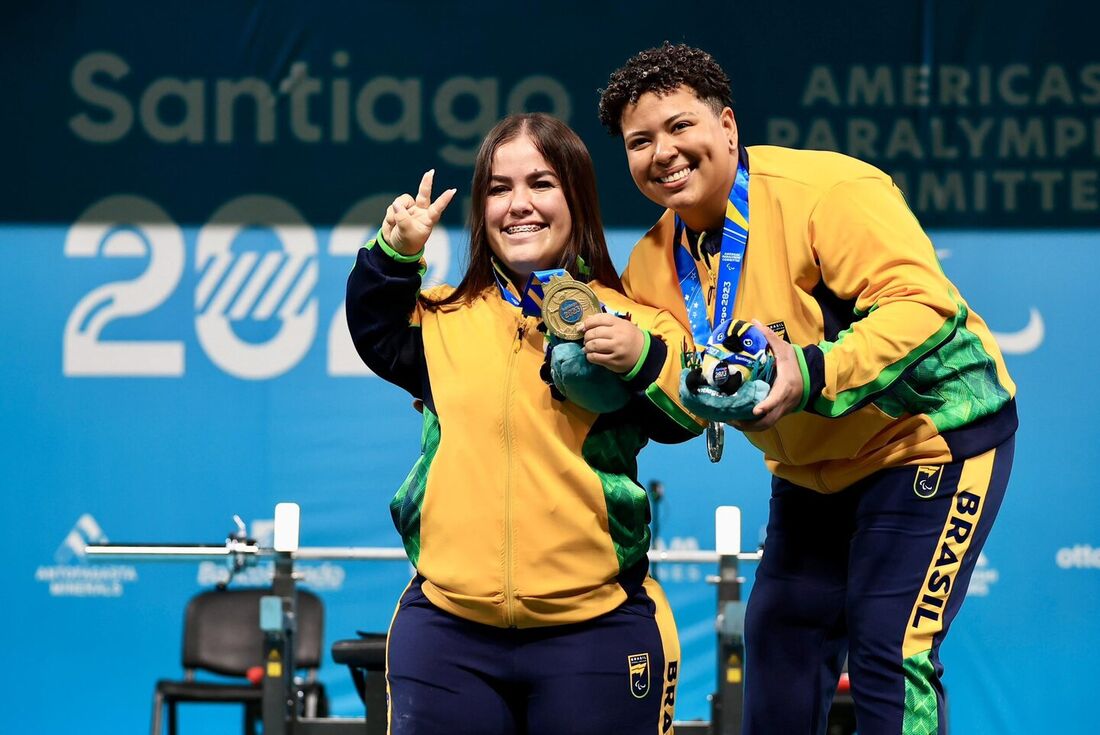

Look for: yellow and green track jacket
[346,234,703,628]
[623,145,1017,493]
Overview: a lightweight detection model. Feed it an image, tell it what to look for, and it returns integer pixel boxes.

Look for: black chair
[150,587,327,735]
[331,632,388,735]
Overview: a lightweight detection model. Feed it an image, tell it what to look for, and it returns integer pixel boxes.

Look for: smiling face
[620,85,740,233]
[484,133,572,282]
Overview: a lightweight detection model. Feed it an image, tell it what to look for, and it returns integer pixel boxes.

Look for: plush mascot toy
[680,319,776,422]
[546,334,631,414]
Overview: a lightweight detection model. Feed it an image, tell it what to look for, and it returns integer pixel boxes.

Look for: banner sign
[2,1,1097,228]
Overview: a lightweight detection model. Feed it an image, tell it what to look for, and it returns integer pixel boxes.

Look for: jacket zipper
[769,427,793,464]
[502,318,526,627]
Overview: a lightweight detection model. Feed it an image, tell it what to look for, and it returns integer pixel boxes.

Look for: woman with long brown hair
[346,113,703,734]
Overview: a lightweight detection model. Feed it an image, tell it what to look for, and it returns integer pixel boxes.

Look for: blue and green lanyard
[673,159,750,349]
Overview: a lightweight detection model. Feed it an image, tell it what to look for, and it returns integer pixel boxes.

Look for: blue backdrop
[3,2,1098,733]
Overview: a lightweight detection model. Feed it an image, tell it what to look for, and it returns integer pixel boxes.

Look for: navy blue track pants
[386,575,680,735]
[743,437,1014,735]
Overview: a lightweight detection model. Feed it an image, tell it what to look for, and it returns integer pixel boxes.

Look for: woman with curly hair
[600,42,1017,735]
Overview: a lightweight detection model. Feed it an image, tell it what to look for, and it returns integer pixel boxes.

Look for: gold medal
[706,421,724,463]
[541,274,601,341]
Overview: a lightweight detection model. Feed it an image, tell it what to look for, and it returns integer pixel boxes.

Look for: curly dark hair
[598,42,733,136]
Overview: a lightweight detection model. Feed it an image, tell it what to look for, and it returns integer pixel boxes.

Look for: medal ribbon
[673,159,749,349]
[491,261,575,317]
[519,268,569,318]
[491,259,527,307]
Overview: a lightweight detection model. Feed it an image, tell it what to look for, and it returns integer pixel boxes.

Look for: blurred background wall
[2,1,1097,732]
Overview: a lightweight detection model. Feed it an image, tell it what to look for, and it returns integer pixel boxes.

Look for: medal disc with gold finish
[542,275,601,341]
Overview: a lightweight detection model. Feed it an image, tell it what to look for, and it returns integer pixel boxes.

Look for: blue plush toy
[679,370,772,422]
[680,319,776,422]
[548,338,630,414]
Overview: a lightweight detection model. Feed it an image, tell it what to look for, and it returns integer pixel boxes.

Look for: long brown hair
[426,113,622,308]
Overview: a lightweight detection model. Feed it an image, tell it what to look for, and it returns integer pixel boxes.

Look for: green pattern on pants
[903,650,940,735]
[389,407,440,567]
[581,424,650,569]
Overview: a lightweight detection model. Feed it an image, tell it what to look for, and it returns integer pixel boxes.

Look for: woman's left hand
[580,313,645,374]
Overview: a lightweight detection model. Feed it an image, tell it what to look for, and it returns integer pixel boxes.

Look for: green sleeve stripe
[792,345,811,412]
[645,383,705,434]
[366,227,424,263]
[819,303,876,357]
[813,312,958,416]
[621,330,652,381]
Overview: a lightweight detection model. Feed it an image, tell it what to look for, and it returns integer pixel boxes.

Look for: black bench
[331,633,387,735]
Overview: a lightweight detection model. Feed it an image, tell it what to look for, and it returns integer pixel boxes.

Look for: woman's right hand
[382,169,457,255]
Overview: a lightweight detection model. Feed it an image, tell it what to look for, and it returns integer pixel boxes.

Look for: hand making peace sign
[381,169,457,256]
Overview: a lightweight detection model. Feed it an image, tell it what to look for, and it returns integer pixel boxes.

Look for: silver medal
[706,421,724,463]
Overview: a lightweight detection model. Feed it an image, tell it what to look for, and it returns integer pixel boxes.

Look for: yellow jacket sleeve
[803,176,962,416]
